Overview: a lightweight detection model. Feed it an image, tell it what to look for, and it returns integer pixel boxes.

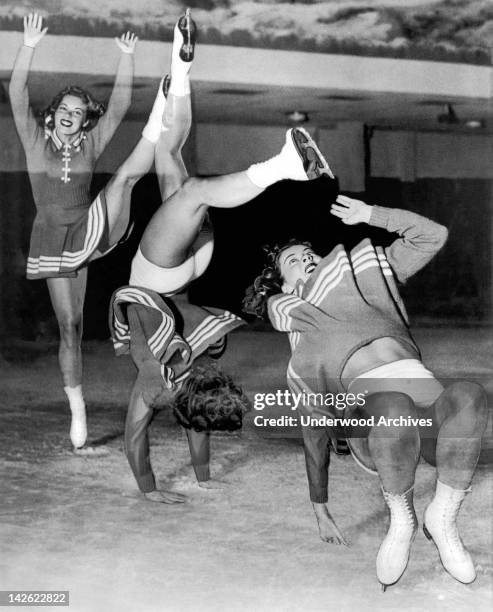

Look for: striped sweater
[110,286,245,391]
[9,45,133,279]
[268,206,448,395]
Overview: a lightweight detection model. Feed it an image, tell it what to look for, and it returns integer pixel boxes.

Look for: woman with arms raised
[9,13,137,452]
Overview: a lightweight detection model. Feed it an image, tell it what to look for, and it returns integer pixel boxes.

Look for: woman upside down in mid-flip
[109,10,333,502]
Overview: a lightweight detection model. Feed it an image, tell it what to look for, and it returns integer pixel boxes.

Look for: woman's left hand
[115,31,138,54]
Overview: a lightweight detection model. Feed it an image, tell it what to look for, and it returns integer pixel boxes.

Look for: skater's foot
[175,9,197,63]
[65,385,87,448]
[69,406,87,449]
[289,127,334,180]
[377,487,417,589]
[246,128,334,188]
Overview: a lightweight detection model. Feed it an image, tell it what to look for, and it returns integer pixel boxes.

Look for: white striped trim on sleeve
[351,244,394,277]
[269,295,302,331]
[112,287,176,361]
[186,312,242,354]
[308,253,352,307]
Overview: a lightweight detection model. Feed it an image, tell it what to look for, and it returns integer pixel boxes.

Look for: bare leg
[46,271,87,388]
[141,172,264,267]
[155,92,191,201]
[98,137,157,249]
[141,124,331,268]
[420,382,487,584]
[98,8,196,249]
[366,393,420,493]
[420,381,488,488]
[347,392,420,492]
[346,392,420,589]
[150,5,195,202]
[134,8,195,257]
[46,271,88,448]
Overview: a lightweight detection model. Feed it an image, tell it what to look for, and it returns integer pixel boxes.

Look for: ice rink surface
[1,327,492,611]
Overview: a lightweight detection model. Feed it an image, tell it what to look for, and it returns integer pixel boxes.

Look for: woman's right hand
[23,13,48,48]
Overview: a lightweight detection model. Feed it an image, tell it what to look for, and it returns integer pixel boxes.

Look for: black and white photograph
[0,1,492,610]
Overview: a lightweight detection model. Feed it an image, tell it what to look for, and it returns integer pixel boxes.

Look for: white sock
[142,77,168,143]
[246,129,308,188]
[169,20,192,97]
[64,385,87,449]
[169,75,190,97]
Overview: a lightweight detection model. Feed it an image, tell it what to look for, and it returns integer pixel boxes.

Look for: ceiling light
[286,111,309,123]
[464,119,484,129]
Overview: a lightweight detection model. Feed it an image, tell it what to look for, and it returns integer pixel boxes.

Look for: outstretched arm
[9,13,47,146]
[301,425,349,546]
[185,429,232,490]
[92,32,137,156]
[331,195,448,283]
[185,429,211,483]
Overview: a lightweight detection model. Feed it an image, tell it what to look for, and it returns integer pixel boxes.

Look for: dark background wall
[0,169,490,342]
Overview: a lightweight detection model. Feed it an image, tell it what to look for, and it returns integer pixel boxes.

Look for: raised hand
[330,194,372,226]
[115,31,138,54]
[23,13,48,48]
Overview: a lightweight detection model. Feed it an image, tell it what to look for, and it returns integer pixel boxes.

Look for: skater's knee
[180,176,202,201]
[438,381,488,434]
[114,166,140,190]
[445,381,487,413]
[57,313,82,344]
[159,141,183,160]
[366,391,416,420]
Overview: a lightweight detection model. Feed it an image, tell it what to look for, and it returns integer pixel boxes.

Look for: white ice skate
[423,480,476,584]
[282,127,335,181]
[377,486,418,591]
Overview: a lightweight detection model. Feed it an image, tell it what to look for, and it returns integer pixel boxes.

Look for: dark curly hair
[41,86,106,131]
[242,239,313,319]
[172,360,251,432]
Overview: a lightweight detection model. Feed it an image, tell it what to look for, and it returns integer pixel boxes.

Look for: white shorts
[348,359,444,408]
[129,231,214,296]
[346,358,445,475]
